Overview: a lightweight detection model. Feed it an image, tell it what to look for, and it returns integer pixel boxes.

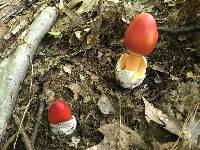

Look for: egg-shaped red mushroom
[124,12,158,55]
[48,98,77,135]
[48,99,72,125]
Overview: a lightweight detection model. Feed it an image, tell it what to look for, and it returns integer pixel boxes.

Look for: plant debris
[87,121,144,150]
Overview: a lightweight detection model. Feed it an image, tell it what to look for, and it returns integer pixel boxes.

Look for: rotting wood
[0,6,58,142]
[0,0,38,23]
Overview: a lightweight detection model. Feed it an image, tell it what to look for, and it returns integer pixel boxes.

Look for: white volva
[50,116,77,135]
[115,53,147,89]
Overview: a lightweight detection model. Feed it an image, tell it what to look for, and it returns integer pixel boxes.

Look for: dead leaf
[83,95,92,103]
[44,89,55,104]
[143,97,200,144]
[152,63,166,73]
[62,65,72,74]
[164,0,176,7]
[75,31,82,40]
[160,142,176,150]
[186,71,196,80]
[154,77,162,83]
[58,0,65,15]
[97,94,115,114]
[170,74,179,81]
[143,97,183,136]
[143,97,168,125]
[0,0,9,5]
[0,21,7,38]
[106,0,119,4]
[68,83,81,100]
[76,0,98,15]
[122,1,154,23]
[97,51,103,59]
[87,121,143,150]
[164,0,184,7]
[48,31,61,37]
[68,136,80,149]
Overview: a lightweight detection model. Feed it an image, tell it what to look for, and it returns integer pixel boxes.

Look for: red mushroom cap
[124,12,158,55]
[48,99,72,125]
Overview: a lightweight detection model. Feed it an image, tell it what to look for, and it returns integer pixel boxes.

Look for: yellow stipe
[124,52,147,80]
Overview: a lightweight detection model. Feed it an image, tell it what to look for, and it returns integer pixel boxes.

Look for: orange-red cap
[48,99,72,124]
[124,12,158,55]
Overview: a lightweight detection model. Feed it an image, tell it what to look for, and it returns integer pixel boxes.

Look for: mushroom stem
[125,51,147,80]
[125,51,144,71]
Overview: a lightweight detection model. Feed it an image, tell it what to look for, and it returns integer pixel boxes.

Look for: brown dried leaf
[0,21,7,39]
[170,74,179,81]
[97,94,115,114]
[87,121,143,150]
[152,62,166,73]
[76,0,97,15]
[143,97,168,125]
[143,97,200,144]
[68,83,81,100]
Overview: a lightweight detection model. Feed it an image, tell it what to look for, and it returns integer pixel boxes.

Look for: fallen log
[0,6,58,141]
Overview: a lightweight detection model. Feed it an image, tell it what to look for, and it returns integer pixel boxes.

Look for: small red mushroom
[48,99,77,135]
[124,12,158,55]
[48,99,72,124]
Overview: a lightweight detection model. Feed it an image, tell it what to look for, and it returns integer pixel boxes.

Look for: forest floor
[0,0,200,149]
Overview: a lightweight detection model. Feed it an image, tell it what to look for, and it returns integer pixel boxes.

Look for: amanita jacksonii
[116,12,158,89]
[48,99,77,135]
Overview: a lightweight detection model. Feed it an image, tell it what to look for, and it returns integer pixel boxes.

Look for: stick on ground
[14,116,34,150]
[31,101,45,145]
[0,6,58,142]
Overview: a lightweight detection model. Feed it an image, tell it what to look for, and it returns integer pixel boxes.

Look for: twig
[171,103,200,149]
[93,0,104,36]
[170,136,180,150]
[14,116,34,150]
[31,101,44,145]
[0,6,58,141]
[20,126,34,150]
[158,25,200,34]
[2,133,17,150]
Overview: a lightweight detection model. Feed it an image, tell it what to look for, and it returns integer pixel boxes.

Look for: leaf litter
[97,94,115,115]
[87,121,144,150]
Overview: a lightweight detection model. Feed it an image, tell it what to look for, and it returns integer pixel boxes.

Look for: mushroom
[116,12,158,89]
[48,99,77,135]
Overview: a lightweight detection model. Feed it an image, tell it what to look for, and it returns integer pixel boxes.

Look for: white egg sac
[50,115,77,135]
[115,53,147,89]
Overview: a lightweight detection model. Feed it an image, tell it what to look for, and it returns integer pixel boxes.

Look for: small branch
[20,126,34,150]
[158,25,200,34]
[31,101,44,145]
[14,116,34,150]
[2,133,17,150]
[0,6,58,142]
[93,0,104,36]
